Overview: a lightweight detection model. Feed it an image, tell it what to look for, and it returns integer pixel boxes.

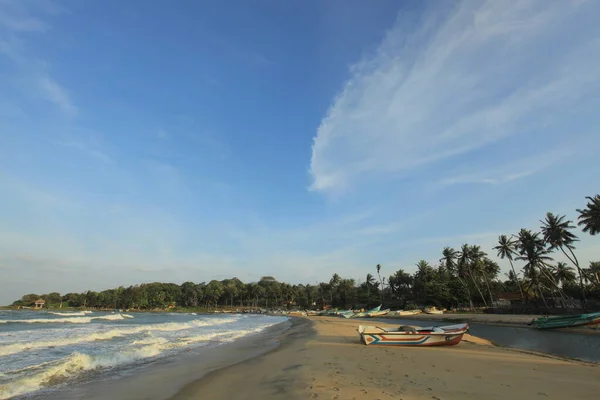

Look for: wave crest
[0,314,129,325]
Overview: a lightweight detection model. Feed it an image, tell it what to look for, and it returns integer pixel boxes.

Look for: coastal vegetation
[10,195,600,311]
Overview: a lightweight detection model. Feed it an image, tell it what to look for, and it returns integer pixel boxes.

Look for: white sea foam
[0,345,164,399]
[0,323,272,399]
[0,314,129,324]
[0,318,239,356]
[48,312,86,316]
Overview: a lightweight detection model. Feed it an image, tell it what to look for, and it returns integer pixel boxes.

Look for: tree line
[12,195,600,311]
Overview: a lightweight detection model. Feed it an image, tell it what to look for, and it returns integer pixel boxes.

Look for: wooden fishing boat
[358,323,469,346]
[530,312,600,330]
[424,307,444,315]
[338,310,355,318]
[367,309,390,317]
[396,310,422,316]
[350,305,382,318]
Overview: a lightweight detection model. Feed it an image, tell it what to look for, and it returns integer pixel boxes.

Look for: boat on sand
[393,310,422,316]
[358,323,469,346]
[530,312,600,330]
[367,309,390,317]
[350,305,382,318]
[424,307,444,315]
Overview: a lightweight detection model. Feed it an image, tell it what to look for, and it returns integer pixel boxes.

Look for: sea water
[0,310,287,399]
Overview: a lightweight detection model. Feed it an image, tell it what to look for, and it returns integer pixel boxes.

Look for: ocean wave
[0,317,239,356]
[0,319,277,399]
[0,314,129,325]
[0,324,269,399]
[48,312,86,316]
[0,345,164,399]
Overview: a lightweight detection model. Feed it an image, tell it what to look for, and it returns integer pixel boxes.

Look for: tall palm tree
[376,264,385,304]
[494,235,524,302]
[515,229,565,308]
[441,247,473,309]
[365,273,375,300]
[458,244,487,307]
[551,262,577,288]
[576,195,600,236]
[541,212,586,303]
[329,273,341,307]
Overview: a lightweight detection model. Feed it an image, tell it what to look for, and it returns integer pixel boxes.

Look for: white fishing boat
[358,323,469,346]
[424,307,444,315]
[396,310,422,316]
[367,309,390,317]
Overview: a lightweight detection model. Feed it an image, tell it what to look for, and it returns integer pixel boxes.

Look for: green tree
[515,229,560,308]
[494,235,524,302]
[551,262,577,288]
[576,195,600,236]
[458,244,487,306]
[541,212,586,302]
[388,269,412,305]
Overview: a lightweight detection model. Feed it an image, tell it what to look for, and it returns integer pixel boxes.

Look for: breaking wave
[0,314,130,324]
[0,325,270,399]
[0,318,238,356]
[48,312,87,316]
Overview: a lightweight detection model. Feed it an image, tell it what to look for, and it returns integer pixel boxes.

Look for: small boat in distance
[394,310,422,316]
[367,309,390,317]
[530,312,600,330]
[424,307,444,315]
[350,305,382,318]
[358,323,469,346]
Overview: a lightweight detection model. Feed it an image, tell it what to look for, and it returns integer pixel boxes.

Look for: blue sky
[1,0,599,304]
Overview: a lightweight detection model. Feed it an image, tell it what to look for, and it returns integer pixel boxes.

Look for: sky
[1,0,599,305]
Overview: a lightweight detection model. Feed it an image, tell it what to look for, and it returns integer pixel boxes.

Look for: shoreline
[26,316,600,400]
[173,316,598,399]
[33,319,295,400]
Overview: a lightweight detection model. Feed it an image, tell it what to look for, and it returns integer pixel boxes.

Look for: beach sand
[171,317,599,400]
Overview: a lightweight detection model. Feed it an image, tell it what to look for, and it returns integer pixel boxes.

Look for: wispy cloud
[439,147,580,187]
[53,140,113,163]
[37,75,78,117]
[0,0,76,117]
[309,0,600,194]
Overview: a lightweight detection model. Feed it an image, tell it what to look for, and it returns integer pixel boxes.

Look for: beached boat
[367,309,390,317]
[358,323,469,346]
[395,310,422,316]
[530,312,600,330]
[338,310,355,318]
[424,307,444,315]
[350,305,382,318]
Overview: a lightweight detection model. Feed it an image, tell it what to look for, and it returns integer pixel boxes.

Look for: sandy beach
[171,316,598,400]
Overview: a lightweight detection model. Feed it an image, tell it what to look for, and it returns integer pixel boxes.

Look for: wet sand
[171,317,599,400]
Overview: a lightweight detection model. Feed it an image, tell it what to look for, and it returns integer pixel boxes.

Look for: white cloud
[0,0,76,117]
[439,146,580,186]
[37,75,78,117]
[310,0,600,194]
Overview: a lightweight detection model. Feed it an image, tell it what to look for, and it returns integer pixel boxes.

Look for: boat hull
[358,323,468,346]
[367,309,390,317]
[531,312,600,330]
[396,310,422,316]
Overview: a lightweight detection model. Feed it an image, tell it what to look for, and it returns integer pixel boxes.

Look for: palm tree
[365,273,375,301]
[541,212,586,303]
[494,235,524,302]
[576,195,600,236]
[458,244,488,307]
[551,262,577,288]
[376,264,385,304]
[441,247,473,308]
[329,273,341,307]
[515,229,565,308]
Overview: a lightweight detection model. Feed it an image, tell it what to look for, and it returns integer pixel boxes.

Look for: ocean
[0,310,288,399]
